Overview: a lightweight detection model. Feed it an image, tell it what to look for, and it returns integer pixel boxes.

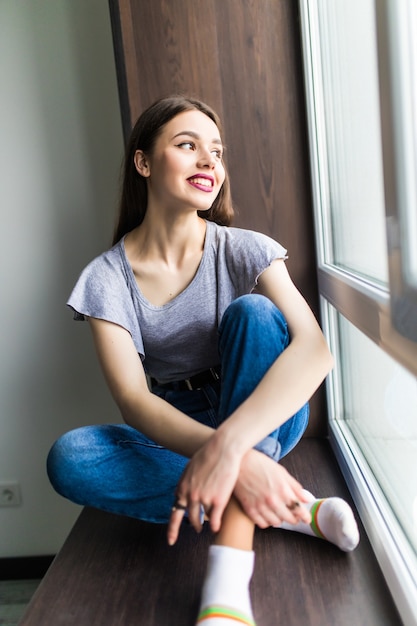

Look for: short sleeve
[67,248,145,359]
[218,226,287,294]
[251,231,287,286]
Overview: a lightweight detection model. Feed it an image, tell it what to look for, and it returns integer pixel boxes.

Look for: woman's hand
[167,439,312,545]
[234,449,311,528]
[167,431,243,545]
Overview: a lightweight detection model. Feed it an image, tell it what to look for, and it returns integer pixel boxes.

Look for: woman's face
[134,110,226,213]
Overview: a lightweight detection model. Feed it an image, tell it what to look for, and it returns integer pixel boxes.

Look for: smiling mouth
[187,176,214,191]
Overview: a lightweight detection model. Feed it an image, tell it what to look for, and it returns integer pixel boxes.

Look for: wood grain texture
[109,0,325,433]
[20,440,401,625]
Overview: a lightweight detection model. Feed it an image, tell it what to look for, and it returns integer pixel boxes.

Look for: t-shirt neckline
[119,220,214,310]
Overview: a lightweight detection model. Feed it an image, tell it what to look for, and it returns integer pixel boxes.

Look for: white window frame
[299,1,417,624]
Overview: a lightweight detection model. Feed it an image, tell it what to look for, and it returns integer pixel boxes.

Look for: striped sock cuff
[197,605,256,625]
[310,499,326,539]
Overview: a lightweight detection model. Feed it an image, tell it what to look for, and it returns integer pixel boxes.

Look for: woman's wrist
[213,419,250,462]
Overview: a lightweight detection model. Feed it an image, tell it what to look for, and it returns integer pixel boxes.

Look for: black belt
[150,366,221,391]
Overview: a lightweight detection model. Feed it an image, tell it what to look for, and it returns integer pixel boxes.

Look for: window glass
[317,0,388,284]
[301,0,417,617]
[335,312,417,554]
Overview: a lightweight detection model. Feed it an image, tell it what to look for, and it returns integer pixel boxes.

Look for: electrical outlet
[0,481,21,507]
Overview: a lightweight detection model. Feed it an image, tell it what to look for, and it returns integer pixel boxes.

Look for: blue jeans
[47,295,309,523]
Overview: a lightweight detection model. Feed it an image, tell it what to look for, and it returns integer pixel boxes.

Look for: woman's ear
[134,150,150,177]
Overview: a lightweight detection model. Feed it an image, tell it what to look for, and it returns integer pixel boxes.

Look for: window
[377,0,417,342]
[300,1,417,624]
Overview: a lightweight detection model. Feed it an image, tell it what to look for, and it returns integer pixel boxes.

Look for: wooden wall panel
[108,0,326,435]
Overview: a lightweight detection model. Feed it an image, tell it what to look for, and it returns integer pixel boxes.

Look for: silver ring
[172,498,187,512]
[287,500,301,511]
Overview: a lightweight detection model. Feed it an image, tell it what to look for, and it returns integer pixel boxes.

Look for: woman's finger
[167,506,185,545]
[208,500,226,533]
[291,501,311,524]
[187,501,203,534]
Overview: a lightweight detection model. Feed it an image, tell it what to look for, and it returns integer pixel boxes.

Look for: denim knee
[46,425,189,521]
[219,294,289,356]
[221,293,286,330]
[46,429,84,497]
[46,426,107,500]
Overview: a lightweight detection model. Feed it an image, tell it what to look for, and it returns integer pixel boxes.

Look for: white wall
[0,1,124,557]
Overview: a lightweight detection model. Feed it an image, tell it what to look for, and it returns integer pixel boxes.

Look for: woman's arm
[88,317,213,458]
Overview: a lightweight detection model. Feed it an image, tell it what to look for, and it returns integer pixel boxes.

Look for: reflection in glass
[317,0,388,284]
[335,313,417,554]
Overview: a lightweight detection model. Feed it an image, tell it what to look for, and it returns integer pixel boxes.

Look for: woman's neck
[124,212,208,306]
[125,211,207,268]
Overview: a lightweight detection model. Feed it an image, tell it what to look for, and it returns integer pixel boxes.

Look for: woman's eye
[177,142,195,150]
[211,149,223,159]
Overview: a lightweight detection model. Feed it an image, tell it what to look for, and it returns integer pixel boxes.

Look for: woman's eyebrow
[172,130,223,144]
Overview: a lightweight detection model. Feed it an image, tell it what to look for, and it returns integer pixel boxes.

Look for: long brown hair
[112,95,234,245]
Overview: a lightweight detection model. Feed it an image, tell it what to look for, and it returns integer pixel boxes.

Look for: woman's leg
[196,295,358,625]
[47,424,188,523]
[197,295,302,626]
[197,498,256,626]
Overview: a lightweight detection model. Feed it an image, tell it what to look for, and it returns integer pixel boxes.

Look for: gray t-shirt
[67,220,287,382]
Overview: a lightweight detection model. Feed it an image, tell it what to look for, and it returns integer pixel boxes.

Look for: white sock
[196,545,256,625]
[279,490,360,552]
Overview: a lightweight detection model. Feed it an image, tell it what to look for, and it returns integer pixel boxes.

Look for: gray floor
[0,580,41,626]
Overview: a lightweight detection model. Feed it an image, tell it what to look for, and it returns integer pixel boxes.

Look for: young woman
[47,95,359,626]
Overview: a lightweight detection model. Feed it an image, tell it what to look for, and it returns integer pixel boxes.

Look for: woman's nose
[197,150,216,169]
